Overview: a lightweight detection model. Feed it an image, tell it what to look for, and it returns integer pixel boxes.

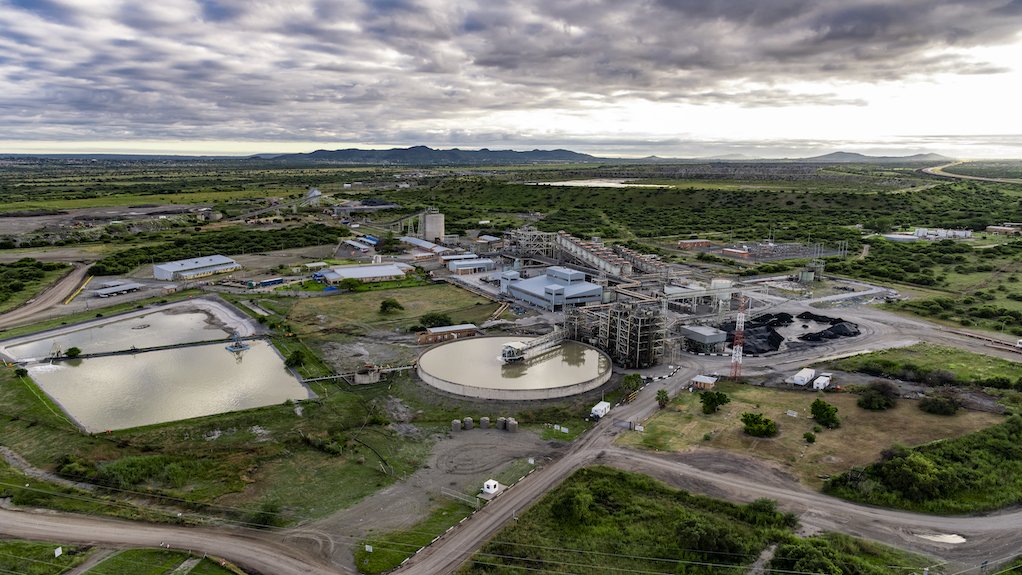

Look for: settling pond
[1,301,313,432]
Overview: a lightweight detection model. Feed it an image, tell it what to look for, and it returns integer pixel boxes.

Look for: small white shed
[813,373,833,390]
[793,368,816,386]
[482,479,499,494]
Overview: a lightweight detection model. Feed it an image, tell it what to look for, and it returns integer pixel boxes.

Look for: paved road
[0,263,88,330]
[2,303,1022,574]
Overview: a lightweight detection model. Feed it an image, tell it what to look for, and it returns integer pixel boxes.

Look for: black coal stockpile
[752,313,794,328]
[799,321,861,342]
[722,314,788,354]
[796,311,844,325]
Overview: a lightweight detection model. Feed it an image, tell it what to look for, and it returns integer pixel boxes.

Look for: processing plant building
[499,266,602,311]
[153,255,240,281]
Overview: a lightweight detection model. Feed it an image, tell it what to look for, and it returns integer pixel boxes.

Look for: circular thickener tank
[417,336,612,400]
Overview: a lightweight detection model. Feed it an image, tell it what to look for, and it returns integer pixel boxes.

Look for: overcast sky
[2,0,1021,158]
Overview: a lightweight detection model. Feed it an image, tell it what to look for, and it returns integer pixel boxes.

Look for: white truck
[590,401,611,420]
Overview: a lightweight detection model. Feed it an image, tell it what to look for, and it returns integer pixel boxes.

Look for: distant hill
[800,151,953,163]
[260,145,601,165]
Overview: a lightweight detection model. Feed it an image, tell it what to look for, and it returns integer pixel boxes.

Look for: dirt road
[922,162,1022,185]
[0,263,88,330]
[0,508,339,575]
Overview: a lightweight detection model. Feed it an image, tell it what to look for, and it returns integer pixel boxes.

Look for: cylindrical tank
[497,417,507,430]
[463,416,474,430]
[480,416,490,429]
[451,419,462,432]
[507,418,518,433]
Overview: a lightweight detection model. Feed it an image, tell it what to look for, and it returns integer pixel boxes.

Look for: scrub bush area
[89,224,346,275]
[825,415,1022,513]
[461,466,931,575]
[0,258,69,312]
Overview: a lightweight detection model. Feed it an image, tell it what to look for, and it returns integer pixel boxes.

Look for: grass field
[354,501,475,573]
[617,381,1001,486]
[287,284,499,334]
[829,343,1022,384]
[86,549,234,575]
[0,540,89,574]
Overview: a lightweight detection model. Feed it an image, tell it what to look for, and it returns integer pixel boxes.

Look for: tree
[699,391,731,414]
[656,389,670,409]
[65,347,82,359]
[284,350,305,368]
[13,368,27,378]
[419,312,452,328]
[338,278,362,291]
[740,412,778,437]
[376,232,403,254]
[379,298,404,314]
[621,373,642,393]
[811,398,840,429]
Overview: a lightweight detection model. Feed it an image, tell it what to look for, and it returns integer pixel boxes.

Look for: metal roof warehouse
[152,255,240,281]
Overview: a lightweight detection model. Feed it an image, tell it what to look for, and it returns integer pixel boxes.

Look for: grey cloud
[0,0,1020,146]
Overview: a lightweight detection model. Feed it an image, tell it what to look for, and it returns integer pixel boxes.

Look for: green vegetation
[89,549,234,575]
[354,501,474,573]
[621,373,642,393]
[699,390,731,414]
[804,431,816,443]
[857,381,898,411]
[831,343,1022,390]
[943,160,1022,180]
[0,540,88,574]
[418,311,454,328]
[90,224,345,275]
[656,388,670,409]
[379,298,405,314]
[919,393,961,416]
[771,532,932,575]
[0,259,69,312]
[462,466,930,575]
[64,346,82,359]
[826,415,1022,513]
[828,238,1022,334]
[741,412,779,437]
[811,398,840,429]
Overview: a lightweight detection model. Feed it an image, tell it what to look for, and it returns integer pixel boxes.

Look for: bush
[919,394,960,415]
[811,398,840,429]
[379,298,404,314]
[804,432,816,444]
[857,381,898,410]
[419,312,452,328]
[741,413,778,437]
[64,347,82,359]
[284,350,306,368]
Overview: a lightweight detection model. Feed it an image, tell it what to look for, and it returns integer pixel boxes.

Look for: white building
[792,368,816,386]
[153,255,240,281]
[813,373,833,390]
[499,266,603,311]
[316,264,408,284]
[448,258,496,274]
